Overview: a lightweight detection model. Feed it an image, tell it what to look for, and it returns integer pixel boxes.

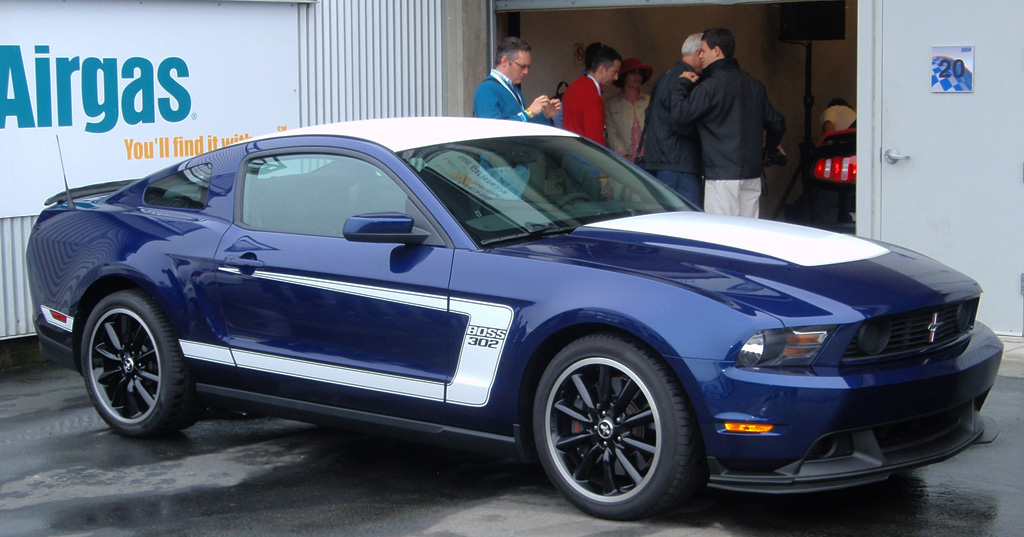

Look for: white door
[877,0,1024,335]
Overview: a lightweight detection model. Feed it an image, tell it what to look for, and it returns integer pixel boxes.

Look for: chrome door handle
[883,148,911,164]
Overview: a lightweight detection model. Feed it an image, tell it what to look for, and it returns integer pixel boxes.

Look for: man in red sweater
[562,44,622,145]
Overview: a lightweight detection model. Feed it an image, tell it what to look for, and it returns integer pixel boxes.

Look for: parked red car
[805,128,856,233]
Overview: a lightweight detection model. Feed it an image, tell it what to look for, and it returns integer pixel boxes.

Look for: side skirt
[195,383,525,460]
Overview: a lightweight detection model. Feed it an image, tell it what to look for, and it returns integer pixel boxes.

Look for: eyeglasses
[510,59,530,70]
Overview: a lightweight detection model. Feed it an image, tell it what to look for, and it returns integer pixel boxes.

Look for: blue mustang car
[26,117,1002,519]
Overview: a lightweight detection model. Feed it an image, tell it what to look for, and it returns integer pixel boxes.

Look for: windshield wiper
[479,223,577,246]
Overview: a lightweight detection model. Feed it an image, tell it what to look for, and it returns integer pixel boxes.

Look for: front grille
[842,298,978,364]
[805,400,974,463]
[875,410,960,451]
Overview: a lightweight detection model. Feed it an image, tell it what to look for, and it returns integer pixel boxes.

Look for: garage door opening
[494,0,858,227]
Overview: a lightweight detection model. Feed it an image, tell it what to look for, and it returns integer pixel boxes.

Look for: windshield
[400,136,693,246]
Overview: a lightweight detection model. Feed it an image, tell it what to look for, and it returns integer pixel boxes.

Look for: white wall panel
[0,216,36,339]
[298,0,444,126]
[1,0,299,219]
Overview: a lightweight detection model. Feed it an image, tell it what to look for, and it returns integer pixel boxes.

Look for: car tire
[80,289,201,437]
[533,333,705,520]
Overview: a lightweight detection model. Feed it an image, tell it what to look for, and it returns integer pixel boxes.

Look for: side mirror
[343,213,429,245]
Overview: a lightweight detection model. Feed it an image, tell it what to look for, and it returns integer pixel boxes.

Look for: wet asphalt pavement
[1,357,1022,537]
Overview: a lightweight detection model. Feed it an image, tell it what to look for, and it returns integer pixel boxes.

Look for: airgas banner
[0,0,299,217]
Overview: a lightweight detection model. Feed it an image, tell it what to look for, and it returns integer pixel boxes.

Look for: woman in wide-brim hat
[605,57,654,161]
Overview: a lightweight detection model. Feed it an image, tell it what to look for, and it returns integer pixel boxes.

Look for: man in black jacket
[642,33,704,207]
[671,27,785,217]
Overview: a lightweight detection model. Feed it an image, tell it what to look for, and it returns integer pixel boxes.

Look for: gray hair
[681,33,703,56]
[495,36,531,66]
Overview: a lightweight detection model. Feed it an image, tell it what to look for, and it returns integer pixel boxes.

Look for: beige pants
[704,178,760,218]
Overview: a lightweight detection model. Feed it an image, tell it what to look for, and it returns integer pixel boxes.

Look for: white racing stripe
[447,298,514,407]
[233,349,447,401]
[180,340,236,366]
[207,269,514,406]
[251,271,449,311]
[585,212,889,267]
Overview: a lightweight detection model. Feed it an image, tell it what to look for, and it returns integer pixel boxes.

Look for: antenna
[55,135,76,210]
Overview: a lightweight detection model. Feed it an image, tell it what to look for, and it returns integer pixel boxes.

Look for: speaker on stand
[772,1,847,223]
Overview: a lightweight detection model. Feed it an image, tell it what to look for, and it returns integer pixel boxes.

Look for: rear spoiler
[45,179,139,206]
[817,128,856,147]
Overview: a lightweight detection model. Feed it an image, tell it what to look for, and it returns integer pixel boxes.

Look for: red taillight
[811,155,857,183]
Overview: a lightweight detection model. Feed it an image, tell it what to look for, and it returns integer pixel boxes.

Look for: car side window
[143,164,212,209]
[240,154,412,238]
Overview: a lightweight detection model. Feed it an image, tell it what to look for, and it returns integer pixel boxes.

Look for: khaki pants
[703,178,760,218]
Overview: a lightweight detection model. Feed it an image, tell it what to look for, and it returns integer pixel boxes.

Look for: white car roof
[248,117,578,152]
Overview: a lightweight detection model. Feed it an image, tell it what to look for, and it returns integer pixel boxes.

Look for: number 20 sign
[931,46,974,93]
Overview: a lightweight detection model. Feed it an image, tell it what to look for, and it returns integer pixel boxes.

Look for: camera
[762,148,788,167]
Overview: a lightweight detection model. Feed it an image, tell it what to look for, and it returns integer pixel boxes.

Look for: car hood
[504,212,981,323]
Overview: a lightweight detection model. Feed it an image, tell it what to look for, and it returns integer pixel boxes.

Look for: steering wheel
[558,191,594,208]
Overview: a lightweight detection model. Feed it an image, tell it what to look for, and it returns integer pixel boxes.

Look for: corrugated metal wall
[1,216,36,339]
[297,0,445,126]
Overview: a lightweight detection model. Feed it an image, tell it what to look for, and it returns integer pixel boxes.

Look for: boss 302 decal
[212,268,513,406]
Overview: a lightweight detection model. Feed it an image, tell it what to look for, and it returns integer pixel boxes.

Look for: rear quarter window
[143,164,213,209]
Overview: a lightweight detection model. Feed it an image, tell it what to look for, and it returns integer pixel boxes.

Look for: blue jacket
[473,76,551,125]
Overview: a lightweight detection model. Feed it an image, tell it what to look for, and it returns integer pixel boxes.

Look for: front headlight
[737,326,835,368]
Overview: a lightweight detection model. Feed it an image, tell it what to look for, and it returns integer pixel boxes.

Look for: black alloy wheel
[534,333,705,520]
[82,290,200,436]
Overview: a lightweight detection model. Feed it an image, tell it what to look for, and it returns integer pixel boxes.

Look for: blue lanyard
[490,70,525,109]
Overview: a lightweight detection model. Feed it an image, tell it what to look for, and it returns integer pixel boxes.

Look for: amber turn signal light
[724,422,775,433]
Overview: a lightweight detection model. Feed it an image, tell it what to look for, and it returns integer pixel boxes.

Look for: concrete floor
[0,346,1021,537]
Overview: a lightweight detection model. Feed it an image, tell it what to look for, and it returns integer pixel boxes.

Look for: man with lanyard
[474,36,560,124]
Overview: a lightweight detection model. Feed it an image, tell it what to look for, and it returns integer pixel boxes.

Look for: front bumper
[681,324,1003,493]
[707,398,996,493]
